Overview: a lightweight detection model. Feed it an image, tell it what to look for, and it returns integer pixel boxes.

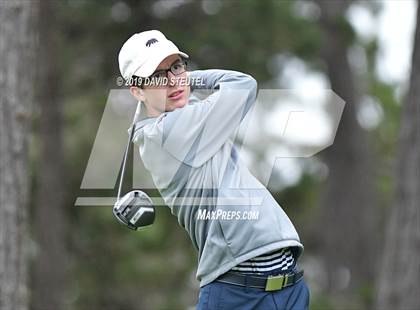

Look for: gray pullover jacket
[132,69,303,287]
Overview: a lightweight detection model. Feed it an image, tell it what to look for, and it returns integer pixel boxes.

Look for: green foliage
[29,1,401,309]
[310,294,336,310]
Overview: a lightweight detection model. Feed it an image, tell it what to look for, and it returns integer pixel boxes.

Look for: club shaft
[117,102,141,200]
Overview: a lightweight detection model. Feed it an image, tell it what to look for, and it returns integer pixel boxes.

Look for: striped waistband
[231,247,297,275]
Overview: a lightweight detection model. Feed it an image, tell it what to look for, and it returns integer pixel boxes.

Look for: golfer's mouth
[168,89,184,100]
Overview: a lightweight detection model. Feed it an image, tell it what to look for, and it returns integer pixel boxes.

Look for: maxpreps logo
[74,89,345,207]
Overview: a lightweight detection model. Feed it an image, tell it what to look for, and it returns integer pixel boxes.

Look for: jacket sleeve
[156,69,258,168]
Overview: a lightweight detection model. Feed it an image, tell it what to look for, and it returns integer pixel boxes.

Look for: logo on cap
[146,38,158,47]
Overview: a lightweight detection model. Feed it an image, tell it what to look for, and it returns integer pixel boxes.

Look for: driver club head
[113,190,155,230]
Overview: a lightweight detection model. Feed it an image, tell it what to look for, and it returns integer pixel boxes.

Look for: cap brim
[133,47,189,78]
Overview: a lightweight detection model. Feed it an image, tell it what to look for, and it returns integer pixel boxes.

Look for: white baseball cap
[118,30,189,80]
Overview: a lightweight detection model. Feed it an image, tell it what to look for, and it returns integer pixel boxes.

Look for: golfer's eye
[171,61,185,75]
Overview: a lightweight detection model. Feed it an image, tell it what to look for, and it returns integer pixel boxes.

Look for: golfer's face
[143,54,190,114]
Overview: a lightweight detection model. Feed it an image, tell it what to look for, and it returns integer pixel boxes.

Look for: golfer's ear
[129,86,145,101]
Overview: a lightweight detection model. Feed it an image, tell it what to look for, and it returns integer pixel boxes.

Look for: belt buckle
[265,274,288,291]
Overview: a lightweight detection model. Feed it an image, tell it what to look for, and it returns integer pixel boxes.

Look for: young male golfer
[118,30,310,309]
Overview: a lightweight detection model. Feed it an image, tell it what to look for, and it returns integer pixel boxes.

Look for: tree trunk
[375,4,420,309]
[0,1,37,310]
[313,0,378,296]
[31,1,70,309]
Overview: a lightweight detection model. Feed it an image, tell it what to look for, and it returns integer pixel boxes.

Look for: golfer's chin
[166,97,188,111]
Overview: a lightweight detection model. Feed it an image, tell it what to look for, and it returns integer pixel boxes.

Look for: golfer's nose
[168,71,177,86]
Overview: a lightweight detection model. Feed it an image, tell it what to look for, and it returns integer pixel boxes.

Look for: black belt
[216,269,304,292]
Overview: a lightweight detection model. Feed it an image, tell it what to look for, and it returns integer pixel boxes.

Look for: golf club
[112,102,155,230]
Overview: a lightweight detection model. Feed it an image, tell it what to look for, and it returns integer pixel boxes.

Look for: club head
[113,190,155,230]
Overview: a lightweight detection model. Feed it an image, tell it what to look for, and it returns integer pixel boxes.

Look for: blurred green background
[1,1,419,310]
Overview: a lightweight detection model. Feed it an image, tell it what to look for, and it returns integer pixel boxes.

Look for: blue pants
[196,277,310,310]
